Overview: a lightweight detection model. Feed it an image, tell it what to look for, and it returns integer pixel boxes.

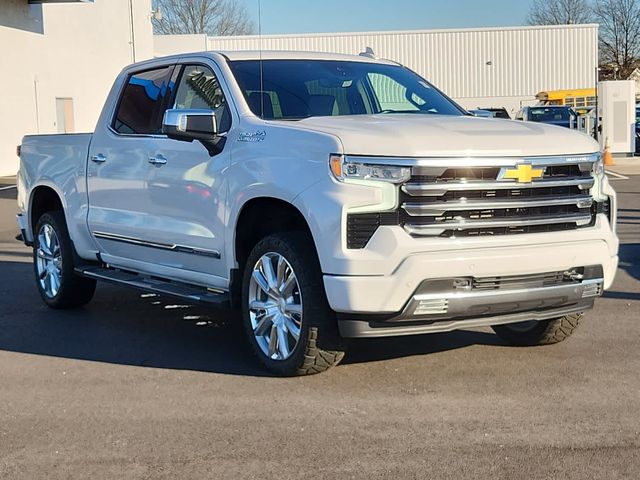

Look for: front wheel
[241,232,345,376]
[492,313,583,346]
[33,211,96,309]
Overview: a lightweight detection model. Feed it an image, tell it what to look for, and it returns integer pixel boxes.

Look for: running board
[76,267,230,307]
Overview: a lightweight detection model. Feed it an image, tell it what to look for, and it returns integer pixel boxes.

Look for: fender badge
[238,131,266,143]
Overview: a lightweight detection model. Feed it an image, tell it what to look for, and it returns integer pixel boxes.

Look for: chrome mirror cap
[162,109,218,141]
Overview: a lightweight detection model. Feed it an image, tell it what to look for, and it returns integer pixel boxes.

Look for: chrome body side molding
[93,231,221,259]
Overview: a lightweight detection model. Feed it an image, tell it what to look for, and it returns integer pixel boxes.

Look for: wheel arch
[230,196,317,307]
[29,184,66,233]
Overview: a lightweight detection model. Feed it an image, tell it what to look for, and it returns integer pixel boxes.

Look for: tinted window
[528,107,574,122]
[113,66,175,135]
[174,65,231,133]
[228,60,464,119]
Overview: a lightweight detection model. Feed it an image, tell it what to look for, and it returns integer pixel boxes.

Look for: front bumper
[324,217,618,338]
[324,234,618,315]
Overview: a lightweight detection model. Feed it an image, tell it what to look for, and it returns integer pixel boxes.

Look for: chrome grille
[400,155,597,237]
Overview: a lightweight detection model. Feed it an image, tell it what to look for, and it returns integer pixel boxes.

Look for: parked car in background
[515,106,577,128]
[478,107,511,119]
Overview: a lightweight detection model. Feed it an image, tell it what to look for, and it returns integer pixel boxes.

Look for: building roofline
[206,23,599,41]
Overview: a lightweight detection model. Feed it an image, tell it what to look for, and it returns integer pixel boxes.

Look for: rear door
[87,65,179,268]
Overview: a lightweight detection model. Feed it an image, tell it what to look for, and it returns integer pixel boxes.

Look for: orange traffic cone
[603,138,614,167]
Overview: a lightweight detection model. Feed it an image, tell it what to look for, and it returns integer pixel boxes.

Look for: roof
[219,50,395,64]
[148,49,397,66]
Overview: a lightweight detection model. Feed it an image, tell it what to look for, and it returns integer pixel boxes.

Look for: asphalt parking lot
[0,174,638,479]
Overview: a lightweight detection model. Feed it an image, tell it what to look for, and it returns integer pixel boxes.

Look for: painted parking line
[0,185,17,191]
[606,171,630,180]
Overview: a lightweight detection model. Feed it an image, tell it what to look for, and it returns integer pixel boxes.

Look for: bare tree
[152,0,254,36]
[593,0,640,78]
[527,0,593,25]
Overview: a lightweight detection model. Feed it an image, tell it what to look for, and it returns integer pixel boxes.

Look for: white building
[0,0,154,176]
[155,24,599,117]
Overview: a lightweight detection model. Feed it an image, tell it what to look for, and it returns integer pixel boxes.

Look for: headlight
[329,154,411,184]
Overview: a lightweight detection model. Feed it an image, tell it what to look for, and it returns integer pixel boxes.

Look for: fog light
[414,299,449,315]
[582,282,603,298]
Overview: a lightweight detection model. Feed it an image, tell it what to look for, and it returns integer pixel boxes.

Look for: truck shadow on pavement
[603,242,640,301]
[0,260,505,377]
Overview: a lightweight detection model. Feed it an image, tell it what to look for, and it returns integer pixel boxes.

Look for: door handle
[90,153,107,163]
[148,154,167,166]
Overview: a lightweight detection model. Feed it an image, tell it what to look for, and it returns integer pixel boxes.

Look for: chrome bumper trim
[404,278,602,319]
[337,278,603,338]
[338,300,594,338]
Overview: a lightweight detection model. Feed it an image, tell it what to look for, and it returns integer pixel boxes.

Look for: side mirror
[162,109,218,142]
[469,109,492,118]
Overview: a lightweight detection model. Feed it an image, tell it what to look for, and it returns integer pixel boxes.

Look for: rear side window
[113,66,176,135]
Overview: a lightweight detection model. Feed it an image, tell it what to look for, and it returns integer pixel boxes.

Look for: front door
[87,62,233,286]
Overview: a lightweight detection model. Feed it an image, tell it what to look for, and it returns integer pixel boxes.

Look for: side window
[113,66,175,135]
[174,65,231,133]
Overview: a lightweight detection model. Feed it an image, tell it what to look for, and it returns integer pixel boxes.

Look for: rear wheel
[241,232,345,376]
[33,211,96,309]
[492,313,583,346]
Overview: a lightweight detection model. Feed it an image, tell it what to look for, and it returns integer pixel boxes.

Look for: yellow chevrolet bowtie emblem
[502,164,545,183]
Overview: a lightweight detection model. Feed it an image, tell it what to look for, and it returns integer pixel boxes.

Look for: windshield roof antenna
[359,47,377,59]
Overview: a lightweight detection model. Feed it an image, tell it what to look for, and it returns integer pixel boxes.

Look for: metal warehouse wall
[206,24,598,101]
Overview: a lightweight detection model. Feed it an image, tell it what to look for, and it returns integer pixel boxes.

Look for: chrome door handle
[90,154,107,163]
[148,154,167,166]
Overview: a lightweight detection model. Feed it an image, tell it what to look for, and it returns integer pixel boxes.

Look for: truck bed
[18,133,93,247]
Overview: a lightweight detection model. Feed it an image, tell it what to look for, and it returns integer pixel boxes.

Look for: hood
[297,114,599,157]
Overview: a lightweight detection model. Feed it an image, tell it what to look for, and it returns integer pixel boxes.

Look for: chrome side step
[76,267,230,307]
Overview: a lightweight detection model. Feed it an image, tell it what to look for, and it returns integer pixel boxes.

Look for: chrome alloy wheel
[248,252,303,361]
[36,223,62,298]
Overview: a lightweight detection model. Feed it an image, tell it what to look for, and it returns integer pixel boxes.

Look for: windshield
[528,107,574,122]
[228,59,465,120]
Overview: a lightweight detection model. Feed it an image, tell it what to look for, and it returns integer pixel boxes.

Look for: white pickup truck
[17,51,619,376]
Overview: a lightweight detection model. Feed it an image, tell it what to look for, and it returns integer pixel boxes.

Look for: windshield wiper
[376,110,436,115]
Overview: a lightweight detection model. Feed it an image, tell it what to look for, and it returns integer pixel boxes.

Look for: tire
[492,313,583,346]
[33,211,96,309]
[241,232,345,376]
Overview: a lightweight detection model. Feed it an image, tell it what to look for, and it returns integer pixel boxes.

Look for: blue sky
[237,0,532,34]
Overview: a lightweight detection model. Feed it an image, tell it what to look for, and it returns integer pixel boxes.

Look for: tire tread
[492,313,583,346]
[241,232,345,376]
[33,211,96,309]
